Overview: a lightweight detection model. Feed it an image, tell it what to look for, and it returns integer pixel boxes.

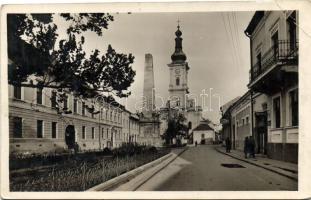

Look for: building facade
[9,72,150,154]
[192,121,215,145]
[244,11,298,163]
[230,92,252,151]
[220,92,252,151]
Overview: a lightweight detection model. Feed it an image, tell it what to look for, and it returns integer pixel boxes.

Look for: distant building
[220,91,252,151]
[244,11,298,163]
[192,121,215,145]
[220,97,240,143]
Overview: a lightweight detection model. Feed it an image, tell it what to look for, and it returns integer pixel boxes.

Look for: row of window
[273,88,298,128]
[12,116,129,140]
[12,117,58,139]
[12,86,124,124]
[236,116,250,127]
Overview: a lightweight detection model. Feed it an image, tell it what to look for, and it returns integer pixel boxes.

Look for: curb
[88,148,187,191]
[215,147,298,182]
[131,147,188,191]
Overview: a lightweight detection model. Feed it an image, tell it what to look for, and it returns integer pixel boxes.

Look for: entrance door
[65,125,76,149]
[255,112,268,154]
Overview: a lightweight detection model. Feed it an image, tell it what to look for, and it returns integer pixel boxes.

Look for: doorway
[65,125,76,149]
[255,112,268,154]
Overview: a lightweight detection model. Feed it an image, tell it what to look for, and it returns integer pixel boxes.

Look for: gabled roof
[193,123,214,131]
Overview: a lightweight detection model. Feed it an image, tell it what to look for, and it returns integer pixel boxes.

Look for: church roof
[171,24,187,64]
[193,123,214,131]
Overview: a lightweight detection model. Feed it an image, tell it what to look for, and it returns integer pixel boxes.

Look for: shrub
[10,148,170,191]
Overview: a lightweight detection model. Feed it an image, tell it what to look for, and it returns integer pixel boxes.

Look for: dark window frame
[36,88,43,105]
[73,98,78,114]
[37,120,43,138]
[82,126,86,139]
[52,122,57,139]
[176,77,180,86]
[13,117,23,138]
[91,127,95,139]
[13,86,22,99]
[51,91,57,108]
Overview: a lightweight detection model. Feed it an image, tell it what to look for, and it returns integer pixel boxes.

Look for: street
[135,145,298,191]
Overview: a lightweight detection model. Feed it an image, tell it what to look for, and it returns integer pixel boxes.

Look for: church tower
[168,23,189,109]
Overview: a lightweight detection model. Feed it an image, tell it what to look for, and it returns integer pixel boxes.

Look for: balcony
[249,40,298,94]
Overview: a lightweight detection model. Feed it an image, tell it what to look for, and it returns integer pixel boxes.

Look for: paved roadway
[136,145,298,191]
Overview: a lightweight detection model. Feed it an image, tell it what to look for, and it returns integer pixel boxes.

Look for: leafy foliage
[7,13,135,98]
[163,112,188,145]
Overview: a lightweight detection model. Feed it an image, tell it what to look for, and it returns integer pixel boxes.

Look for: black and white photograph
[1,1,311,199]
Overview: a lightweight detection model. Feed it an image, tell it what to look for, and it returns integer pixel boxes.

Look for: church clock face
[175,68,180,75]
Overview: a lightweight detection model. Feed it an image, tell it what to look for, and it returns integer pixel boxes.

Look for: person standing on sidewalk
[244,137,249,158]
[249,136,256,158]
[225,137,231,153]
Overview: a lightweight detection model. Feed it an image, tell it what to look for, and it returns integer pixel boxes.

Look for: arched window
[176,77,180,86]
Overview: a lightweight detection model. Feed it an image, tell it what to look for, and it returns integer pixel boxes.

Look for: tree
[7,13,136,99]
[163,112,187,145]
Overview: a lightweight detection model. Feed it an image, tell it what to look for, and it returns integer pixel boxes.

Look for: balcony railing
[250,40,298,82]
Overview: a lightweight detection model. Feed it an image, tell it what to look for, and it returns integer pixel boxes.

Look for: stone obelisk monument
[139,53,161,147]
[142,54,155,117]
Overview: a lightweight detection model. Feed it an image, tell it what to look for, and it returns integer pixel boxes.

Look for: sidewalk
[215,146,298,181]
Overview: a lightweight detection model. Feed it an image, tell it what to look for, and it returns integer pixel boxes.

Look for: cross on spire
[177,19,180,29]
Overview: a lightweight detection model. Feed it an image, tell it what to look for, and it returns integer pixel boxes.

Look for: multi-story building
[8,70,133,154]
[244,11,298,163]
[8,49,155,154]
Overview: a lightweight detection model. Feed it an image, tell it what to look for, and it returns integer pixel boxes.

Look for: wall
[193,130,215,145]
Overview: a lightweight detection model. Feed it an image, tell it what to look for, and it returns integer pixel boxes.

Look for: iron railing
[250,40,298,82]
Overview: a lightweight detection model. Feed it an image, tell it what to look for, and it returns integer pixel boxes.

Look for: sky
[54,11,254,124]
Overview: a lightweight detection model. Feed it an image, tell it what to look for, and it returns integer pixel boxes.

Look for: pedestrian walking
[195,141,198,147]
[249,136,256,158]
[225,137,231,153]
[244,136,249,158]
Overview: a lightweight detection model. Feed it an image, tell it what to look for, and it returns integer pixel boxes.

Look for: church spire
[171,21,187,64]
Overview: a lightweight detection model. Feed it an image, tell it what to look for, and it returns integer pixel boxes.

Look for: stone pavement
[215,145,298,181]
